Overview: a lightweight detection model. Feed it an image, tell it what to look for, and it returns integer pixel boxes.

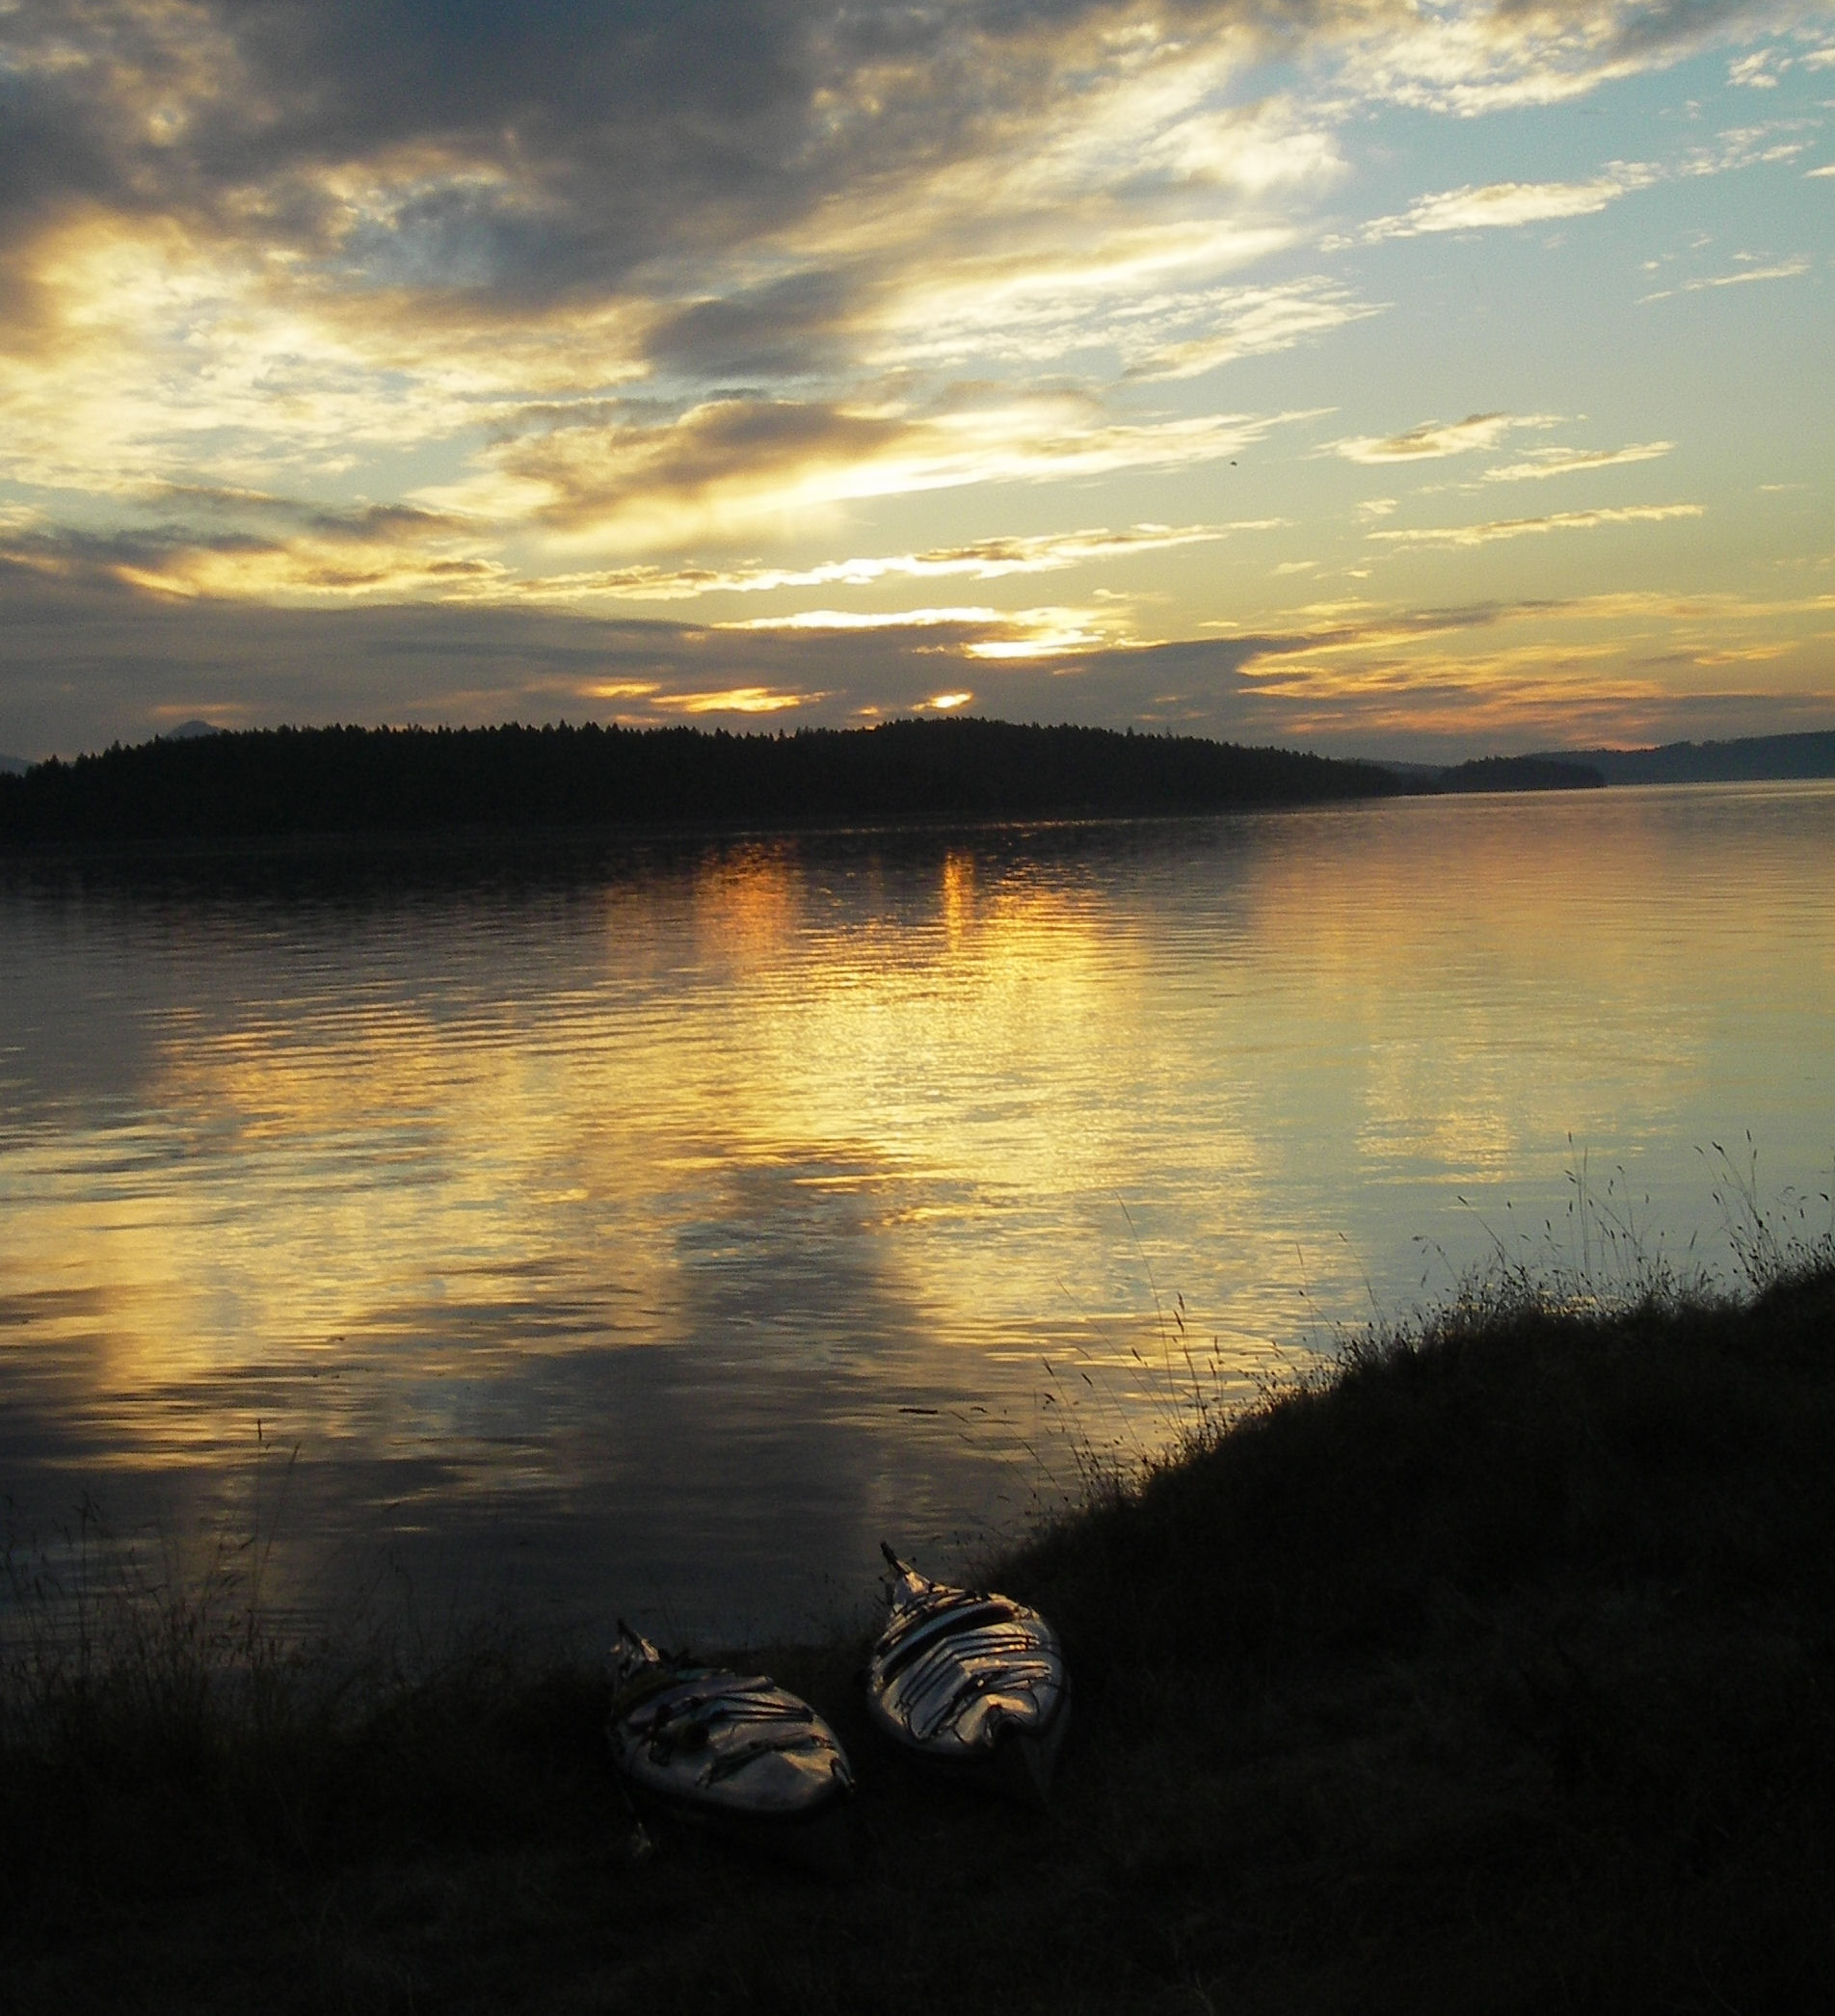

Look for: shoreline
[6,1245,1833,2011]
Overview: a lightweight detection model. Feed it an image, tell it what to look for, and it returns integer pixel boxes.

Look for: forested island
[0,719,1396,845]
[0,720,1615,850]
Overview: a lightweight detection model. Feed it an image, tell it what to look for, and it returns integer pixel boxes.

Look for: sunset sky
[1,0,1830,761]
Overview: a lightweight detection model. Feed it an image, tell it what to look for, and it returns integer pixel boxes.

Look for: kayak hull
[608,1631,855,1871]
[865,1552,1071,1807]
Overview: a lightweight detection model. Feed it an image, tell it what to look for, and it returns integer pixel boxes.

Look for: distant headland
[0,719,1606,851]
[1528,729,1835,786]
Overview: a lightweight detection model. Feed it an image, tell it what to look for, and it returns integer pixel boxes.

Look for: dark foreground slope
[5,1257,1833,2013]
[0,719,1403,848]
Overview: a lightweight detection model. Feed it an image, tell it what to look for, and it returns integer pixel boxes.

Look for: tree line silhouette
[0,719,1431,846]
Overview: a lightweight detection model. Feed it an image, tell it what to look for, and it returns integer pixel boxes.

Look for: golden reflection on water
[2,783,1832,1635]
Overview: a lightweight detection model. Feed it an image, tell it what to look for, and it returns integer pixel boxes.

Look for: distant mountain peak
[162,719,223,740]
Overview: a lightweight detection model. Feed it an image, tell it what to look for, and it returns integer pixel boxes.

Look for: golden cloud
[480,524,1239,606]
[1482,442,1675,481]
[719,602,1134,659]
[648,688,818,716]
[431,396,1296,550]
[1332,413,1529,464]
[1368,504,1705,548]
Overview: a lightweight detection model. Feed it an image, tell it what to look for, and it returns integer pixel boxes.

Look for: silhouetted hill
[0,753,28,777]
[1537,729,1835,785]
[1432,754,1604,793]
[0,719,1408,848]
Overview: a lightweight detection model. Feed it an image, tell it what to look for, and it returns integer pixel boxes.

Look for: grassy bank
[6,1249,1835,2013]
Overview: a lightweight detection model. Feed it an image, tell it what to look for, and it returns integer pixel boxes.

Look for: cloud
[644,686,819,716]
[0,2,1326,353]
[434,394,1303,547]
[1482,442,1676,481]
[721,602,1134,658]
[0,491,1273,619]
[0,1,854,302]
[0,558,1274,752]
[723,606,1018,633]
[1119,279,1383,380]
[1682,255,1812,287]
[1641,251,1813,299]
[1331,412,1530,464]
[1679,119,1825,178]
[1369,504,1705,548]
[1350,118,1823,256]
[866,239,1370,379]
[8,557,1833,763]
[643,269,866,382]
[1,0,1827,762]
[0,494,497,604]
[1354,166,1661,241]
[1332,0,1779,119]
[0,2,1796,359]
[1728,48,1787,88]
[464,523,1254,605]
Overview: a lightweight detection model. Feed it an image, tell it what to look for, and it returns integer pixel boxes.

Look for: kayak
[865,1546,1071,1806]
[607,1624,855,1871]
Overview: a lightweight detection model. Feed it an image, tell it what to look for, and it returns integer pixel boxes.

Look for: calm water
[3,783,1833,1643]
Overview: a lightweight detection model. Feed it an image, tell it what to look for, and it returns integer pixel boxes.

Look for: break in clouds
[1,0,1831,756]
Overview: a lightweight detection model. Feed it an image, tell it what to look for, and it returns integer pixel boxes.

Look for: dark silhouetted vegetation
[6,1226,1835,2011]
[0,719,1409,850]
[1432,753,1604,792]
